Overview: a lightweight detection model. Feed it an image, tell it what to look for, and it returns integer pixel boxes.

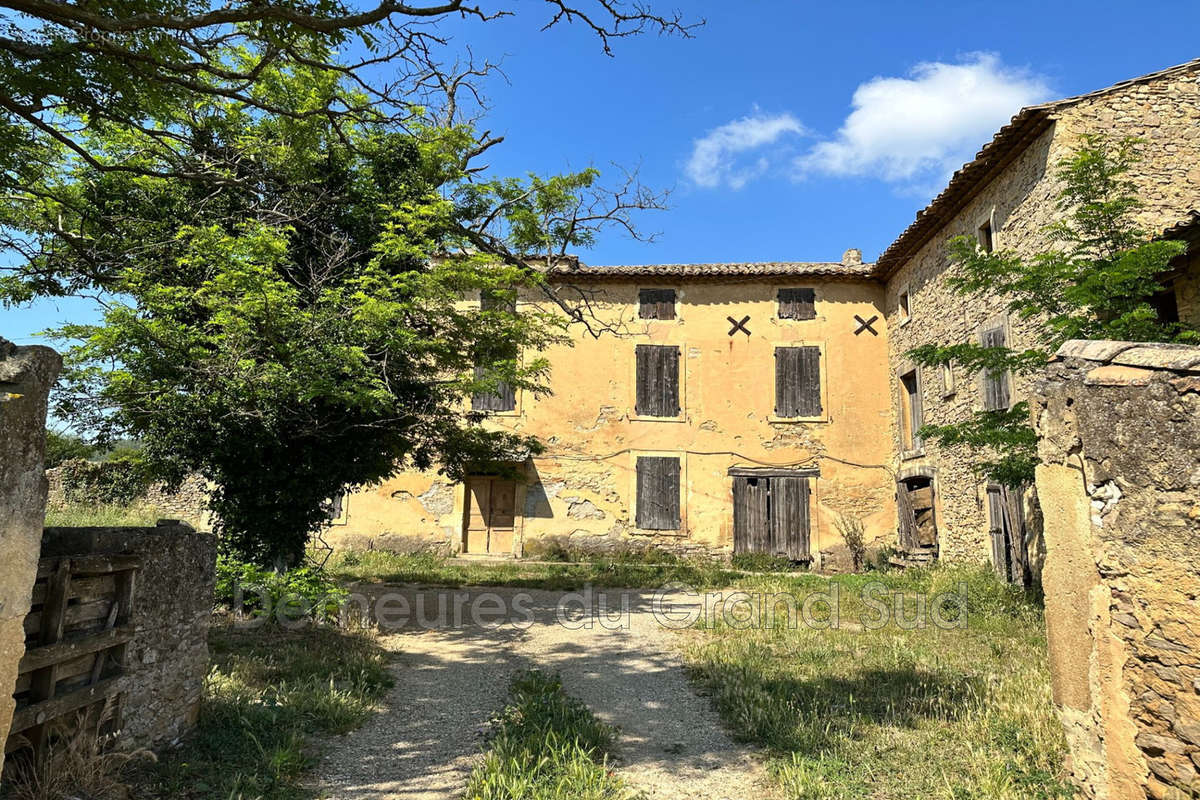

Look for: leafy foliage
[54,456,152,506]
[215,555,348,625]
[909,135,1196,485]
[44,429,97,468]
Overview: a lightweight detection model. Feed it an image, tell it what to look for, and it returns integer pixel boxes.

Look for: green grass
[464,670,639,800]
[137,622,393,799]
[43,500,163,527]
[681,565,1073,800]
[326,549,748,591]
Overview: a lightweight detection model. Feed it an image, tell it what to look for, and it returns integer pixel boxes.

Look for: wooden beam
[18,624,134,675]
[8,678,121,736]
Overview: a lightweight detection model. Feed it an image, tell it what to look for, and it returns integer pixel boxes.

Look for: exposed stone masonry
[1034,340,1200,799]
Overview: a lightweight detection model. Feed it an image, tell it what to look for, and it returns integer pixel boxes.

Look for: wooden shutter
[636,456,680,530]
[987,487,1010,578]
[907,371,923,449]
[471,365,516,412]
[778,288,816,320]
[981,326,1011,411]
[638,289,676,320]
[775,346,821,417]
[636,345,679,417]
[769,476,811,560]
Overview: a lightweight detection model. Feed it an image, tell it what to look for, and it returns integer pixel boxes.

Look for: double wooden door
[732,474,811,561]
[464,477,516,555]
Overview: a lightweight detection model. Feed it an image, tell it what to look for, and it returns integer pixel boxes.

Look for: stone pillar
[0,338,62,766]
[1033,340,1200,799]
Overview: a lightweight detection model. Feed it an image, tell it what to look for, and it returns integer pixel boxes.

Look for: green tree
[3,58,666,565]
[909,135,1196,487]
[44,428,97,468]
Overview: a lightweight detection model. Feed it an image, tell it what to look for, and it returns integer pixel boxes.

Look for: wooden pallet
[6,554,139,757]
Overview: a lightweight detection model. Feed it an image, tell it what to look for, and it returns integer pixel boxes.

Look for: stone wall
[1033,340,1200,799]
[883,64,1200,566]
[46,467,213,531]
[0,339,60,779]
[40,523,216,749]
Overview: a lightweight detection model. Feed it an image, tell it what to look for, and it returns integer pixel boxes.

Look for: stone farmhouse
[322,58,1200,573]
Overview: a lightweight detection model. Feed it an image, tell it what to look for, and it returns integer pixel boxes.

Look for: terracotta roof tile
[545,261,875,280]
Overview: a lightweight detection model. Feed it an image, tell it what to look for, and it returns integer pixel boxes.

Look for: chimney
[841,247,863,266]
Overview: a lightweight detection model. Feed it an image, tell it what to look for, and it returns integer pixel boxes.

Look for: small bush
[215,556,348,624]
[834,514,867,572]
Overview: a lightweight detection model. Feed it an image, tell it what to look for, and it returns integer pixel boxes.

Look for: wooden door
[733,475,810,560]
[733,477,769,554]
[463,477,517,555]
[769,476,810,560]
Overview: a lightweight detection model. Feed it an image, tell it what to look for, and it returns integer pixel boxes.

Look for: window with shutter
[774,346,822,418]
[980,326,1011,411]
[638,288,676,320]
[636,456,680,530]
[778,288,816,320]
[473,290,518,412]
[635,344,680,417]
[899,369,922,450]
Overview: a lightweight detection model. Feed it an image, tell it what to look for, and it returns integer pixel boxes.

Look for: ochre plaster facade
[326,274,898,560]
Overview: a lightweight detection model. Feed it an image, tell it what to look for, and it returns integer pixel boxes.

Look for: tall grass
[682,565,1072,800]
[465,670,639,800]
[43,500,162,527]
[139,623,393,799]
[326,549,744,590]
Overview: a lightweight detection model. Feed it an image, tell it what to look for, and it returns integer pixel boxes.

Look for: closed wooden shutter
[775,346,822,417]
[636,456,680,530]
[638,289,676,320]
[987,487,1009,578]
[981,326,1011,410]
[635,345,680,417]
[471,365,516,412]
[778,288,816,320]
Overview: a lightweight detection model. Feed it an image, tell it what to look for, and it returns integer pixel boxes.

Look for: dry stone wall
[1033,340,1200,799]
[40,523,216,749]
[46,466,213,531]
[0,339,60,779]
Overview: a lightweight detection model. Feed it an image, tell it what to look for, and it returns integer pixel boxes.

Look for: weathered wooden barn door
[463,477,517,555]
[732,471,812,561]
[732,477,769,554]
[769,476,811,560]
[987,485,1030,585]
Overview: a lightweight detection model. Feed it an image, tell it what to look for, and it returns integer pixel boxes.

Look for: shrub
[215,556,348,625]
[834,514,867,572]
[55,456,152,506]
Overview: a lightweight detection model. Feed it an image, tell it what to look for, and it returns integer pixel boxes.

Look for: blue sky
[6,0,1200,345]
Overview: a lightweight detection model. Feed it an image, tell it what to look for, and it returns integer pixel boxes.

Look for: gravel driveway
[314,585,775,800]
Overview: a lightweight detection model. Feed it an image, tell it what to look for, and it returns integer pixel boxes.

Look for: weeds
[325,549,742,590]
[464,670,639,800]
[682,565,1072,800]
[833,514,867,572]
[138,623,392,799]
[3,725,155,800]
[43,500,162,527]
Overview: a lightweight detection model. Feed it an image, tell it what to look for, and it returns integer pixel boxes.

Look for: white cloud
[685,111,806,189]
[796,54,1053,184]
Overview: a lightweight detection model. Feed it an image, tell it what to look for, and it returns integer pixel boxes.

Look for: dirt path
[314,585,774,800]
